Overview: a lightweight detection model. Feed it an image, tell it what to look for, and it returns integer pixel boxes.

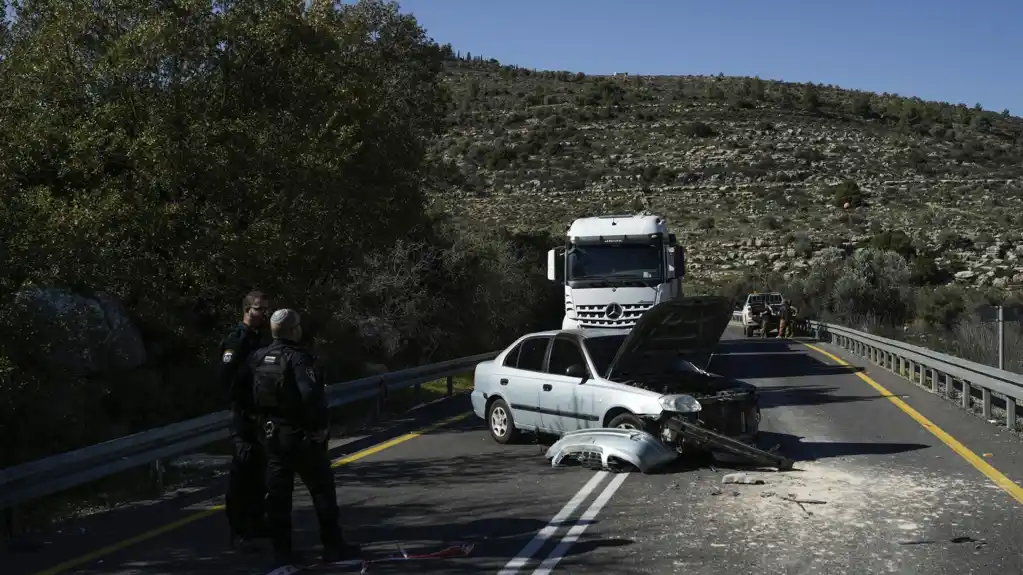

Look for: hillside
[426,56,1023,289]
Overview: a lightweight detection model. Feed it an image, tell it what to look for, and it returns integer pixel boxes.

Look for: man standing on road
[250,309,361,568]
[778,299,795,338]
[219,290,272,548]
[758,307,773,338]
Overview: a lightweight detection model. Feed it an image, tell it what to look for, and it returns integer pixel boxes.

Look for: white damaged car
[470,296,764,472]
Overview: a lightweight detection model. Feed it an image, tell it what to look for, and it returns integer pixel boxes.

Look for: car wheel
[487,399,519,444]
[607,412,650,433]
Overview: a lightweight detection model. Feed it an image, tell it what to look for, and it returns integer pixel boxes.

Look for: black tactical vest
[252,344,291,419]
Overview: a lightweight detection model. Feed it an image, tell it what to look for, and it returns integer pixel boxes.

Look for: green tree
[0,0,558,468]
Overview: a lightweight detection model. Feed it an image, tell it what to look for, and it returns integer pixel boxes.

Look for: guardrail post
[150,459,165,496]
[981,388,991,419]
[961,381,971,410]
[928,368,937,392]
[1007,398,1017,431]
[446,375,453,396]
[2,506,16,543]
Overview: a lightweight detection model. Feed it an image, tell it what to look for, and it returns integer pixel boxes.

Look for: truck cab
[546,214,685,330]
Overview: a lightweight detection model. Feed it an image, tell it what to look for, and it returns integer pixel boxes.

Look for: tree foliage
[0,0,557,467]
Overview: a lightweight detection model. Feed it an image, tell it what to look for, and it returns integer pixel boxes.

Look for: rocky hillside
[426,57,1023,288]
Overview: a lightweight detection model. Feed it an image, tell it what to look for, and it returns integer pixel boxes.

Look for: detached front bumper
[651,390,791,469]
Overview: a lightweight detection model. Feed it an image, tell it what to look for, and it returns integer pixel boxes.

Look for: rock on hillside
[426,57,1023,287]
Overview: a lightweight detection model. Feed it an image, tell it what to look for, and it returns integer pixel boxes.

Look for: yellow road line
[803,343,1023,507]
[31,411,472,575]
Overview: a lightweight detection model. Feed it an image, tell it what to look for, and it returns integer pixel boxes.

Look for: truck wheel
[744,325,753,337]
[487,399,519,444]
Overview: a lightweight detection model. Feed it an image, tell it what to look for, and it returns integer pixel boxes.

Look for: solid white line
[531,471,630,575]
[497,471,609,575]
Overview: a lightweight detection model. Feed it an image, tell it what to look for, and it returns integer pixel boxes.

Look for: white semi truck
[547,213,686,330]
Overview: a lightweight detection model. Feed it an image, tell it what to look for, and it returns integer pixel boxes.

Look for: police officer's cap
[271,308,301,331]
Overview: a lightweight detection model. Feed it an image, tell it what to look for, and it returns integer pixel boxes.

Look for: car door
[496,335,552,430]
[538,336,599,434]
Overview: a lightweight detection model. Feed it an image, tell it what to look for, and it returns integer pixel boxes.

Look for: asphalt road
[4,327,1023,575]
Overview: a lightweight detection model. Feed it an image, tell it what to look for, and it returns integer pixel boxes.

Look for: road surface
[4,327,1022,575]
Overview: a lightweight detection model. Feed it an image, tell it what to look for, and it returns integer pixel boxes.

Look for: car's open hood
[603,295,732,380]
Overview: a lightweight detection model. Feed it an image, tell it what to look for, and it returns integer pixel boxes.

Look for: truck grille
[574,303,652,328]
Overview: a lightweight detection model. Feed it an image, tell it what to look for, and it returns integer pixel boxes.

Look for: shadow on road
[714,349,864,381]
[49,442,628,574]
[754,431,929,463]
[1,397,481,574]
[757,384,907,408]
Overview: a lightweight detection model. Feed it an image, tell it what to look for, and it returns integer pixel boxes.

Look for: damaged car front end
[544,296,792,472]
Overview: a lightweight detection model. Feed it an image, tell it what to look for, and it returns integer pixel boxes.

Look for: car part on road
[545,428,680,473]
[663,417,793,470]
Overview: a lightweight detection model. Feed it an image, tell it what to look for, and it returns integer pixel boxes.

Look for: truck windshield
[567,244,663,282]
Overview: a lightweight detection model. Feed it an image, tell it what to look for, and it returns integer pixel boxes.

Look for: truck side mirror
[674,246,685,277]
[547,247,565,283]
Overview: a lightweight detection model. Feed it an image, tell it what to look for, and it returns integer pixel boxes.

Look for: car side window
[546,338,587,376]
[512,337,550,372]
[502,343,522,368]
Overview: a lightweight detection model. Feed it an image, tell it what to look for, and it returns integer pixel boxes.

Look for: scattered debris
[781,495,827,505]
[898,536,986,550]
[722,473,766,485]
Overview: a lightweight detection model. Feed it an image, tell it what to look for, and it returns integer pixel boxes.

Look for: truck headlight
[658,394,702,413]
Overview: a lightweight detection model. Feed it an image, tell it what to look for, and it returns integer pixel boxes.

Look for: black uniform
[218,323,270,542]
[249,338,356,563]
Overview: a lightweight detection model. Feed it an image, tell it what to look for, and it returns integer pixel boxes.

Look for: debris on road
[664,417,795,470]
[722,473,766,485]
[544,419,794,474]
[776,493,828,516]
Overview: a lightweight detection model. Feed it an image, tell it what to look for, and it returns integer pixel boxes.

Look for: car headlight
[658,394,702,413]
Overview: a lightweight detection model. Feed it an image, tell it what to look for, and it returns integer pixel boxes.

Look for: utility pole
[978,304,1016,370]
[998,305,1005,371]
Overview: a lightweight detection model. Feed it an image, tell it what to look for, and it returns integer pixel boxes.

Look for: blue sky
[394,0,1021,115]
[5,1,1018,114]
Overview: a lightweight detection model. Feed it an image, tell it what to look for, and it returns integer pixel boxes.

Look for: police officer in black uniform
[250,308,360,567]
[218,290,272,548]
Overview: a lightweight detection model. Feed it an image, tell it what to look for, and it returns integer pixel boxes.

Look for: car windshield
[567,243,663,281]
[583,334,627,377]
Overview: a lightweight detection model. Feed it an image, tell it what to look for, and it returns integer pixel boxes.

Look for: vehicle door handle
[500,378,509,385]
[543,384,553,391]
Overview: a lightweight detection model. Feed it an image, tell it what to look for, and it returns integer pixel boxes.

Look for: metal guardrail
[729,311,1023,431]
[0,351,498,511]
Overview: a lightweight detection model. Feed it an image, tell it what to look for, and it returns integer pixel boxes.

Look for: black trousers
[260,423,342,557]
[226,410,267,539]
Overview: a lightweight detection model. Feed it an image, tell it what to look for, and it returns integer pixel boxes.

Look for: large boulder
[13,287,147,375]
